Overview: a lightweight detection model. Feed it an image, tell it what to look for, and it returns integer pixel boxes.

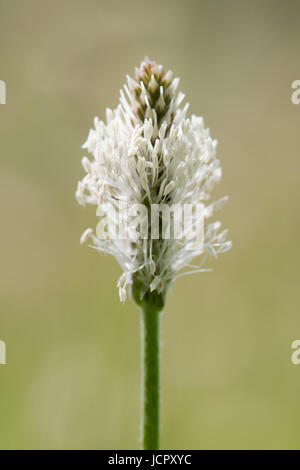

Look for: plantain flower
[76,58,231,303]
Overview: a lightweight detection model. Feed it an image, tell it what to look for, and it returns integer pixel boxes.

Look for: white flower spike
[76,58,231,303]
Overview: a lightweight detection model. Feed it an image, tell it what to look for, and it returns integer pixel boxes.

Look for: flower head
[76,58,231,303]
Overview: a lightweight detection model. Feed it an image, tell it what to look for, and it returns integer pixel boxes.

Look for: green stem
[140,298,161,450]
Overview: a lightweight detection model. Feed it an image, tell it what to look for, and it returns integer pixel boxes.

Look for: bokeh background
[1,0,300,449]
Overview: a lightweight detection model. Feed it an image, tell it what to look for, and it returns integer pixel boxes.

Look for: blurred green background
[1,0,300,449]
